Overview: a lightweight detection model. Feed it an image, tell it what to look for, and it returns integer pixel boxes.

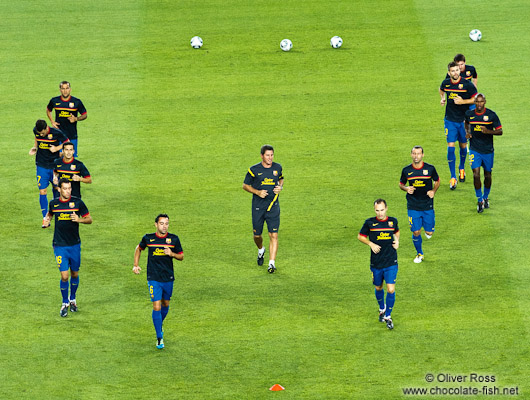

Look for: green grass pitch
[1,1,529,399]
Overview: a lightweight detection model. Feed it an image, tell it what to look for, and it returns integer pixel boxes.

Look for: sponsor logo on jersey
[372,223,379,226]
[262,178,275,185]
[413,179,426,187]
[153,248,166,256]
[150,239,155,242]
[58,213,71,221]
[408,172,413,175]
[377,232,391,240]
[258,173,263,175]
[56,103,61,105]
[69,202,75,208]
[54,204,60,207]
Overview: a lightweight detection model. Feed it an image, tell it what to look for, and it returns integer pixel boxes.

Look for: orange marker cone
[269,384,285,391]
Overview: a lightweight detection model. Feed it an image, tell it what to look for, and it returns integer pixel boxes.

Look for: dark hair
[58,178,71,188]
[448,61,458,70]
[63,142,74,149]
[374,198,387,207]
[260,144,274,155]
[155,213,169,223]
[453,53,466,63]
[35,119,47,132]
[60,81,71,88]
[411,145,424,153]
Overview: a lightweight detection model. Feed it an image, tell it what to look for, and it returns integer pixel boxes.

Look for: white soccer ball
[280,39,293,52]
[190,36,203,49]
[469,29,482,42]
[330,36,343,48]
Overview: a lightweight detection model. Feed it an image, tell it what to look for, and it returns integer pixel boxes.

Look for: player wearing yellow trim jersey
[243,145,284,273]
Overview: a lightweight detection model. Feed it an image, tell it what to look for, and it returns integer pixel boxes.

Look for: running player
[133,214,184,349]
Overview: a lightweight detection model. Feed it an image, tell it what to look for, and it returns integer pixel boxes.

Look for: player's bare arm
[439,89,446,105]
[392,231,400,250]
[480,126,503,136]
[399,182,415,194]
[357,233,381,254]
[273,179,284,194]
[243,183,268,198]
[46,108,59,129]
[163,247,184,261]
[70,212,92,224]
[133,245,143,274]
[453,95,475,105]
[427,179,441,198]
[68,113,87,123]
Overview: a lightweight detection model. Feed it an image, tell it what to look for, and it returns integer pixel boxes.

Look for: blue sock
[39,194,48,218]
[161,306,170,321]
[152,310,163,339]
[484,187,491,199]
[459,148,467,170]
[385,292,396,317]
[412,234,423,255]
[475,188,483,202]
[375,289,385,310]
[60,280,69,303]
[70,276,79,300]
[447,147,456,179]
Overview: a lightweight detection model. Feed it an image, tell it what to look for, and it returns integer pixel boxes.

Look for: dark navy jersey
[359,216,399,269]
[34,127,69,169]
[243,162,284,211]
[440,77,477,122]
[465,108,502,154]
[47,95,87,140]
[48,196,89,247]
[138,232,183,282]
[400,162,440,211]
[53,157,91,198]
[445,65,477,82]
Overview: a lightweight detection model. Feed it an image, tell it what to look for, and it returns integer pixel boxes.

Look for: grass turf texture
[1,0,529,398]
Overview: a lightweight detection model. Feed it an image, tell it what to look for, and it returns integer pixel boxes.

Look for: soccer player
[29,119,69,226]
[46,81,87,156]
[358,199,400,330]
[440,61,477,189]
[53,142,92,198]
[133,214,184,350]
[445,53,478,87]
[464,94,503,213]
[242,145,284,273]
[399,146,440,263]
[42,178,92,317]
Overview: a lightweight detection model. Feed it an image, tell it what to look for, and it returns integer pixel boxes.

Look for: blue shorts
[371,265,398,286]
[54,244,81,272]
[148,280,174,302]
[36,166,55,190]
[444,119,467,144]
[469,150,494,172]
[408,209,435,232]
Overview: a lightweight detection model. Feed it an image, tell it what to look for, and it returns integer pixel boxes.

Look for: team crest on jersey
[458,84,463,89]
[388,221,394,227]
[69,202,75,208]
[466,71,471,76]
[70,164,76,170]
[483,116,489,121]
[69,102,74,108]
[166,238,172,244]
[423,170,428,175]
[48,134,53,139]
[273,170,278,176]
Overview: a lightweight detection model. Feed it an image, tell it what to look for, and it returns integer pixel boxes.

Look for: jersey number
[149,285,154,298]
[56,255,62,266]
[469,154,475,165]
[408,216,413,227]
[445,128,448,137]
